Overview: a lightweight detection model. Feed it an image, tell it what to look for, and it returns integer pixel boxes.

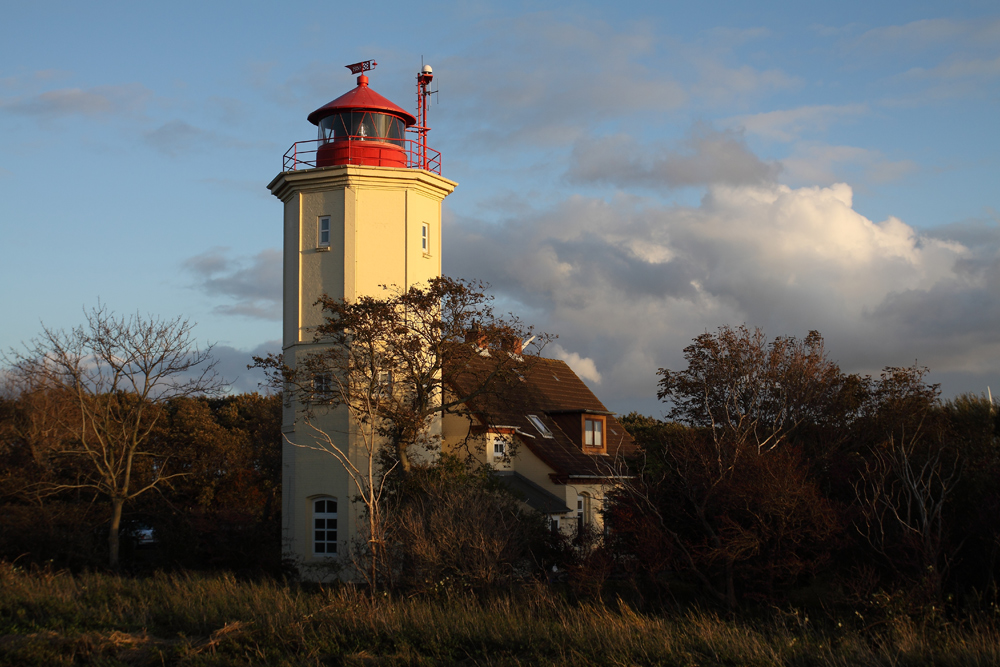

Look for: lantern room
[307,71,416,168]
[278,60,440,173]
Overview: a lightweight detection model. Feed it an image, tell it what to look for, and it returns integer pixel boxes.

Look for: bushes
[370,458,553,594]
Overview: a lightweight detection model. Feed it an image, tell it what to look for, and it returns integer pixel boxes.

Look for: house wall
[440,413,608,531]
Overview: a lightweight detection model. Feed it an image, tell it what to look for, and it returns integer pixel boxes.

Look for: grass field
[2,562,999,666]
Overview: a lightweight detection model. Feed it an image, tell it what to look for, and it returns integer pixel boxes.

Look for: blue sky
[2,1,998,414]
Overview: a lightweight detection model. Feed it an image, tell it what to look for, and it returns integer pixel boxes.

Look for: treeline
[602,326,1000,609]
[4,315,1000,615]
[0,391,282,573]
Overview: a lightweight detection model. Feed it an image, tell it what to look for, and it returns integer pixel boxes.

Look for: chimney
[500,335,523,355]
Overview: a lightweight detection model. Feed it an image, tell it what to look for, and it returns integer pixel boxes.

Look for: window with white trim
[421,223,430,254]
[313,498,338,555]
[492,433,510,458]
[527,414,553,438]
[577,493,591,527]
[319,216,331,248]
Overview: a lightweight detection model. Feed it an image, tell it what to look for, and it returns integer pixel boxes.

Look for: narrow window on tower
[318,216,331,249]
[421,223,430,255]
[313,497,338,556]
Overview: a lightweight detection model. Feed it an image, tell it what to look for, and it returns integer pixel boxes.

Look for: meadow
[2,563,999,666]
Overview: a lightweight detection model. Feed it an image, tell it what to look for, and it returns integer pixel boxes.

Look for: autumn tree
[607,327,845,606]
[146,393,283,572]
[5,305,222,568]
[254,276,548,588]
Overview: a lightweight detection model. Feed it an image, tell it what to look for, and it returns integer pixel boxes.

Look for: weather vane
[345,60,377,75]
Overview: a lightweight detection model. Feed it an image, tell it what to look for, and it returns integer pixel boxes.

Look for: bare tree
[854,428,961,595]
[253,276,549,590]
[6,305,222,567]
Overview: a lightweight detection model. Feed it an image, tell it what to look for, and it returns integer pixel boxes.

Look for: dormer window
[526,414,553,438]
[584,418,603,448]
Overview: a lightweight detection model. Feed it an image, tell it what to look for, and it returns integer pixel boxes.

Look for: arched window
[313,497,338,556]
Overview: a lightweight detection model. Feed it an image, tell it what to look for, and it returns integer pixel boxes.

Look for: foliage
[608,417,840,607]
[0,390,282,573]
[252,276,550,589]
[388,457,552,594]
[4,305,223,568]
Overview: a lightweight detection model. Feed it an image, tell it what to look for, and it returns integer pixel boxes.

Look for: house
[442,348,636,534]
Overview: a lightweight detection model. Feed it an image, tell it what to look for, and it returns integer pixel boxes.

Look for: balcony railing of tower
[282,137,442,174]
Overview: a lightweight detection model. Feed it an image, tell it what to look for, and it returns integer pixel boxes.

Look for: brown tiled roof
[448,350,637,479]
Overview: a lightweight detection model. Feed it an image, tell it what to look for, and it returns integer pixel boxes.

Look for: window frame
[421,222,430,255]
[312,373,333,402]
[318,216,331,249]
[582,415,606,452]
[312,497,338,557]
[526,414,554,438]
[492,432,511,459]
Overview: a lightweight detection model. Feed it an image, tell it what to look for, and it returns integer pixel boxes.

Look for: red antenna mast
[414,63,434,171]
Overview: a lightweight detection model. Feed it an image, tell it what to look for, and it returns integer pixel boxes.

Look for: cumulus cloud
[550,344,602,384]
[445,180,995,412]
[2,83,151,118]
[567,123,780,189]
[183,247,281,320]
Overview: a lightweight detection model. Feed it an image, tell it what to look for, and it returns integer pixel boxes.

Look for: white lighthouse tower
[267,61,456,573]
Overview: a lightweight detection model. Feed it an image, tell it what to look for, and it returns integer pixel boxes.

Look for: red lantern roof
[306,75,417,127]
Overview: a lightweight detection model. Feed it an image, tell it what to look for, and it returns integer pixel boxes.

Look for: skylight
[526,414,553,438]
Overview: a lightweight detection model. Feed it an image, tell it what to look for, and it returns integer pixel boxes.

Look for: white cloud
[550,344,602,384]
[446,181,991,410]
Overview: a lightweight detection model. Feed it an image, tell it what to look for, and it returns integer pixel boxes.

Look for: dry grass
[2,562,999,665]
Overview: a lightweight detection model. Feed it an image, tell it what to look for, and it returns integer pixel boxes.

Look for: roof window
[526,414,554,438]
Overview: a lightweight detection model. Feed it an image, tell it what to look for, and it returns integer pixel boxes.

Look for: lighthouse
[267,61,457,574]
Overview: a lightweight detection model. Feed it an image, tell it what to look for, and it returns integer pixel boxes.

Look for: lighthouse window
[350,112,376,140]
[313,497,338,556]
[421,223,429,253]
[319,216,331,247]
[318,112,405,147]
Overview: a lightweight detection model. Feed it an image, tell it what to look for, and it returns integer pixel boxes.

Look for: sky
[1,0,999,416]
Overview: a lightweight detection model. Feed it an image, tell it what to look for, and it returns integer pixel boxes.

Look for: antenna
[414,58,435,170]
